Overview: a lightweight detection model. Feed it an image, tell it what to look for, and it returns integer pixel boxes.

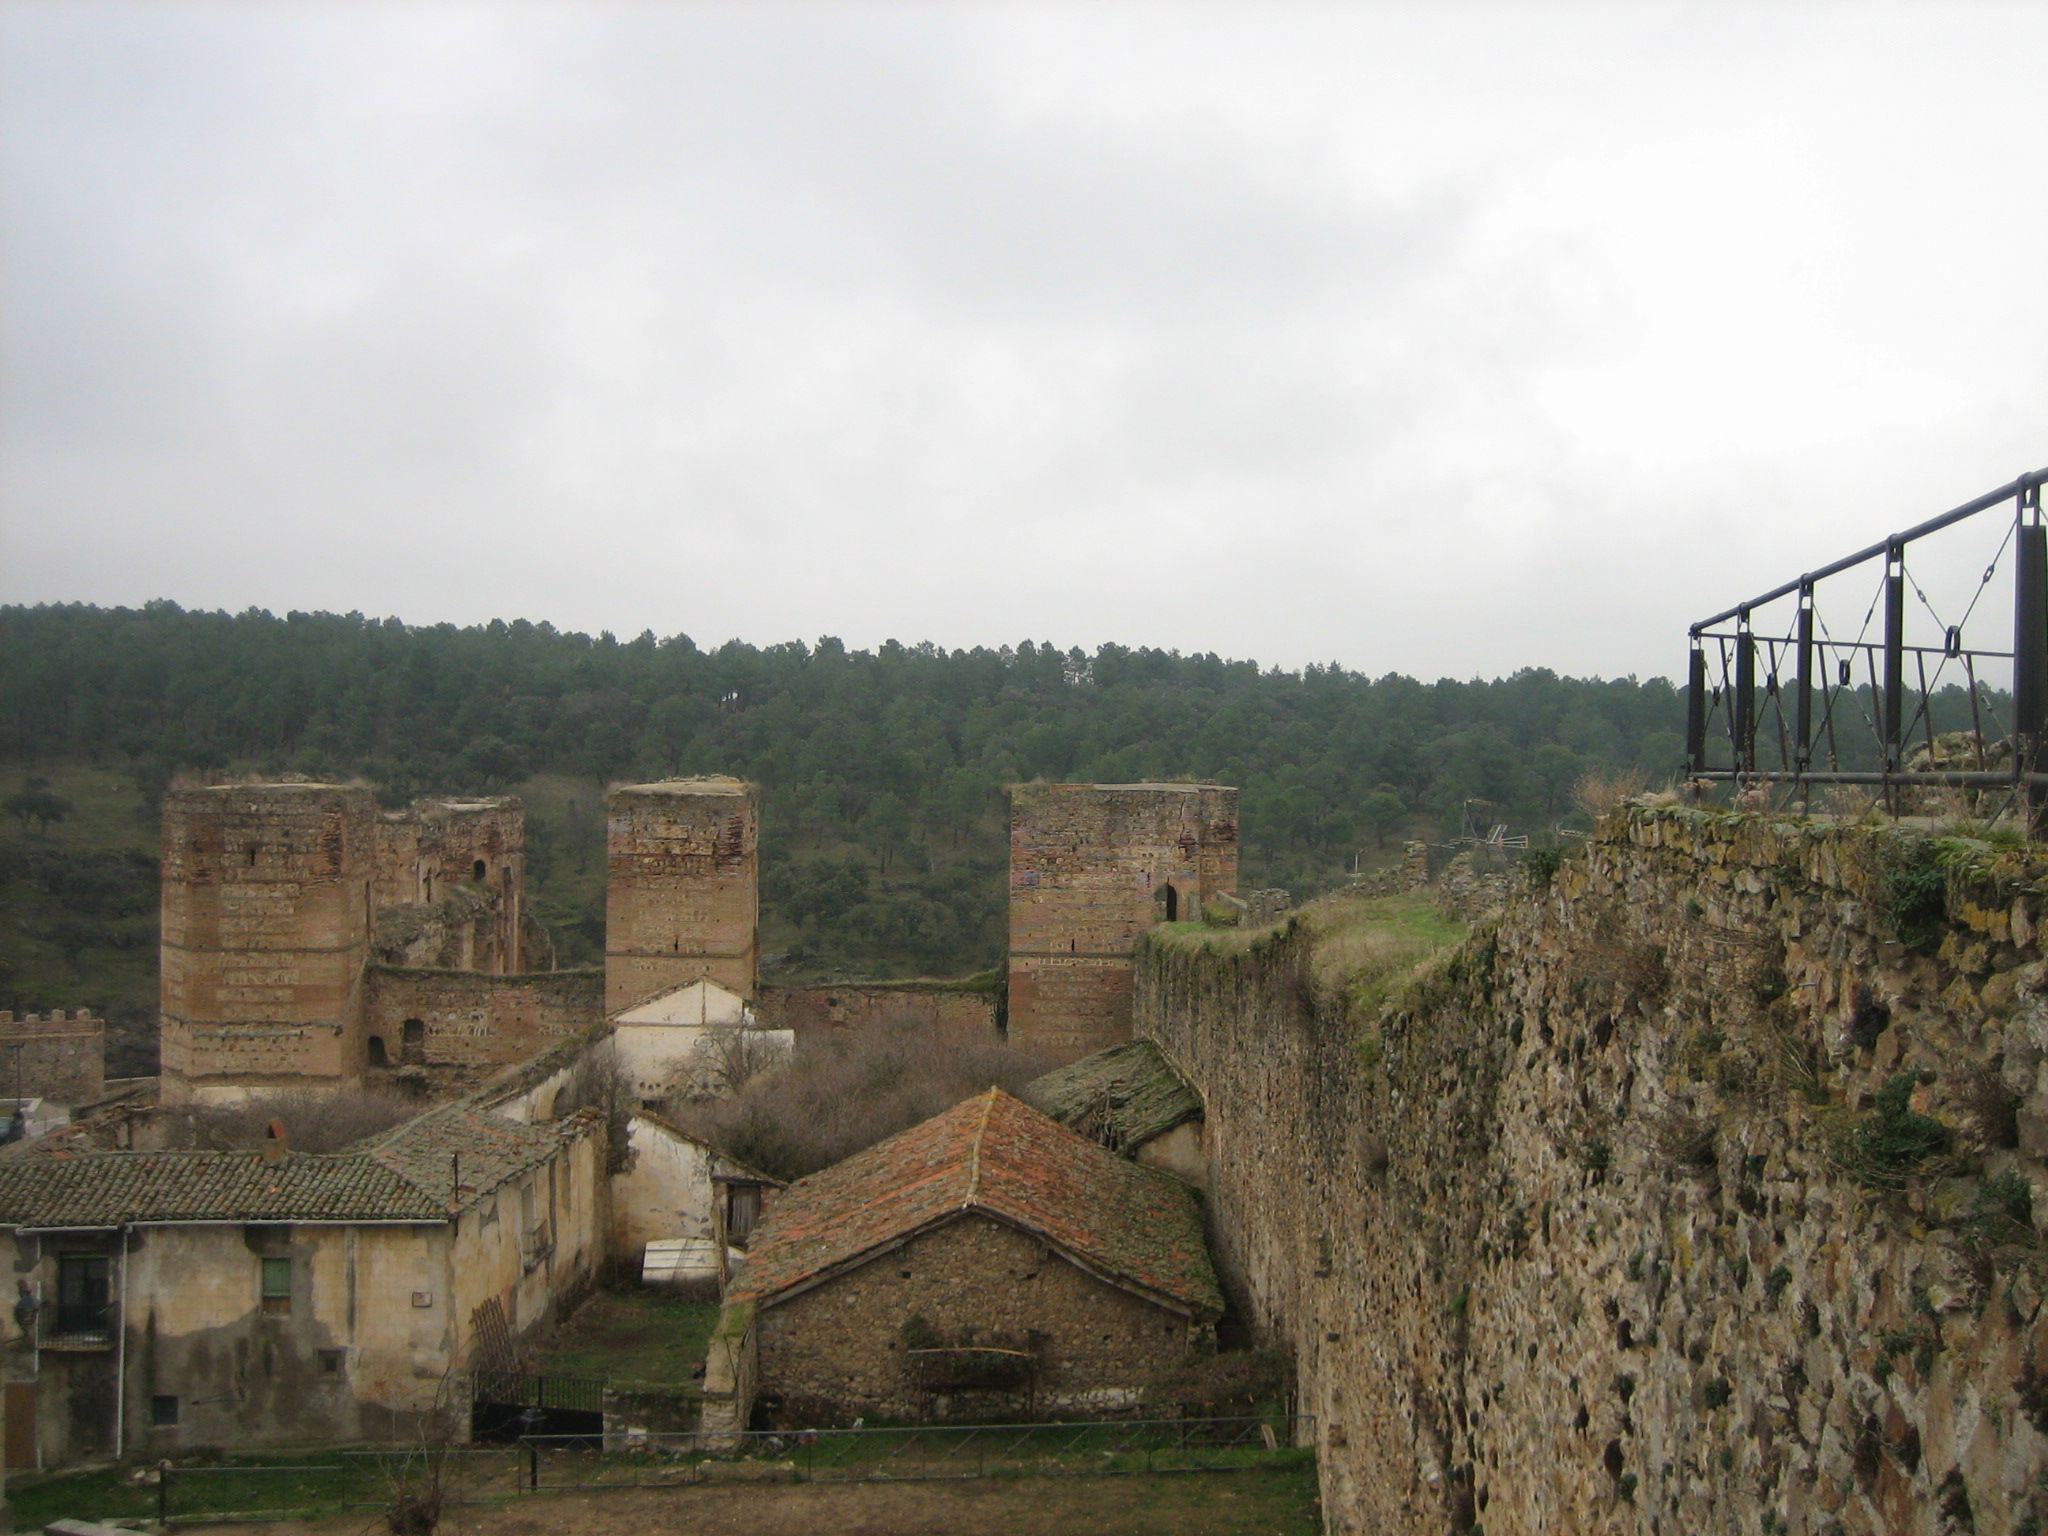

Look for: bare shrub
[1651,1107,1718,1173]
[691,1026,790,1099]
[1574,766,1650,820]
[151,1086,419,1154]
[664,1016,1048,1180]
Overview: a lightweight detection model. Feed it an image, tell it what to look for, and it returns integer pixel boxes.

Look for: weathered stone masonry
[1008,782,1237,1064]
[606,778,759,1016]
[161,783,376,1103]
[1140,808,2048,1536]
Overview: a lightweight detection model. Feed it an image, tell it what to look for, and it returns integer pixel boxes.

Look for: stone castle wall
[160,783,376,1101]
[0,1009,105,1105]
[372,797,527,973]
[1007,783,1237,1063]
[606,779,759,1015]
[363,967,603,1070]
[1139,808,2048,1536]
[755,981,1000,1051]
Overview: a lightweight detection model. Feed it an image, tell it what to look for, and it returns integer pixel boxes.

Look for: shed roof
[727,1089,1220,1319]
[1021,1040,1202,1154]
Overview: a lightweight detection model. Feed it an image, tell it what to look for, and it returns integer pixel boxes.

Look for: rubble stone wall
[364,967,602,1070]
[755,981,1000,1050]
[1139,807,2048,1536]
[754,1211,1202,1424]
[0,1009,105,1105]
[372,797,527,973]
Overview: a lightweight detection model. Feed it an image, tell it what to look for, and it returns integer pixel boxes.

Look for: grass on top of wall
[1300,892,1468,1022]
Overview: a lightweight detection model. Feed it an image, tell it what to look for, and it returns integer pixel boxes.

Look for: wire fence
[146,1416,1313,1524]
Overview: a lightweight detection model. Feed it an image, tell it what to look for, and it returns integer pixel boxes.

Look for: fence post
[1794,581,1814,779]
[2014,488,2048,830]
[1685,637,1707,775]
[158,1461,171,1526]
[1734,613,1756,775]
[1883,541,1906,775]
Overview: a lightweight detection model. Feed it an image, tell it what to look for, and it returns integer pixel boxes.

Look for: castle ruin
[605,777,760,1015]
[1006,782,1238,1062]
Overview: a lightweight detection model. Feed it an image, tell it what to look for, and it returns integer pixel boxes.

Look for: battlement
[0,1009,104,1030]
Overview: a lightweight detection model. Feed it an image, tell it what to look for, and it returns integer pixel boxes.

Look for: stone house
[0,1101,606,1469]
[1021,1038,1206,1187]
[716,1089,1221,1427]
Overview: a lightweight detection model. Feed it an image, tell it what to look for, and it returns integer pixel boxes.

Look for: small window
[727,1185,762,1244]
[259,1256,292,1315]
[367,1036,389,1068]
[473,859,487,882]
[55,1254,112,1338]
[401,1018,425,1066]
[318,1348,346,1375]
[151,1394,179,1427]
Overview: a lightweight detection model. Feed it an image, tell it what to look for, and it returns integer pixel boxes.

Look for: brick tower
[160,783,376,1104]
[1006,782,1238,1063]
[605,778,760,1015]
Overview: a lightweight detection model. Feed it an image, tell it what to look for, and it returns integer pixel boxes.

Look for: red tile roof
[727,1088,1221,1319]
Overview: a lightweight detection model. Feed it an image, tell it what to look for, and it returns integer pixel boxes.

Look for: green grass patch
[532,1287,725,1387]
[1301,893,1467,1021]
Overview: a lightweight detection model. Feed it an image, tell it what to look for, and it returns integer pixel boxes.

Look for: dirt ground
[180,1468,1320,1536]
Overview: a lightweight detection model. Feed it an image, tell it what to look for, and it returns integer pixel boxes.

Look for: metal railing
[1687,468,2048,813]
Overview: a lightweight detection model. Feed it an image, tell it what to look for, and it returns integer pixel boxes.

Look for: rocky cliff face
[1139,808,2048,1536]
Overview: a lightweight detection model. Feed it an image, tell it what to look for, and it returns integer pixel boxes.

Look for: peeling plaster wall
[1139,808,2048,1536]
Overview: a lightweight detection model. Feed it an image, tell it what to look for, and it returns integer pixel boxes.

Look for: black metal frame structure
[1688,468,2048,814]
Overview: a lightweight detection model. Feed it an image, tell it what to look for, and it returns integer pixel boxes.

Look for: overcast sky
[3,2,2043,682]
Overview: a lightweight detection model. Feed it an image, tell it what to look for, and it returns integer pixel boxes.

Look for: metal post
[159,1462,171,1526]
[1734,613,1756,775]
[1685,638,1707,775]
[1794,582,1814,774]
[2013,487,2048,828]
[1884,542,1906,772]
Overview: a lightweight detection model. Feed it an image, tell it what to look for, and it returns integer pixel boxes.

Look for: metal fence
[144,1417,1311,1522]
[1687,467,2048,812]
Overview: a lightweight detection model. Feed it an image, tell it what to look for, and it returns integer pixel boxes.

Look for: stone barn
[719,1088,1220,1426]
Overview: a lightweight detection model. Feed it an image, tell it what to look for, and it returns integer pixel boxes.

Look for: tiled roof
[727,1089,1221,1319]
[0,1146,443,1226]
[1022,1040,1202,1153]
[0,1103,589,1228]
[362,1103,583,1213]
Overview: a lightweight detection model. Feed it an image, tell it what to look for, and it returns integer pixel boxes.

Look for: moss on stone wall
[1139,806,2048,1536]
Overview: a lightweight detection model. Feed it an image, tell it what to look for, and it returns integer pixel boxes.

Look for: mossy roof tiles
[1021,1040,1202,1152]
[0,1103,585,1228]
[727,1088,1221,1320]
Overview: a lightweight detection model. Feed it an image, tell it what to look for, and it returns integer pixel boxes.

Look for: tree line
[1,600,1699,981]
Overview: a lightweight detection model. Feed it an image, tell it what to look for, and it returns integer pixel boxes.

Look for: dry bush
[664,1017,1048,1180]
[1574,766,1650,820]
[152,1086,420,1154]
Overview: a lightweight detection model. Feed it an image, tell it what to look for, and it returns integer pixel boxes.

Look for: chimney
[263,1119,289,1163]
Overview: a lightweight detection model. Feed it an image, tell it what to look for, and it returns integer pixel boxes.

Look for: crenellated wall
[1139,808,2048,1536]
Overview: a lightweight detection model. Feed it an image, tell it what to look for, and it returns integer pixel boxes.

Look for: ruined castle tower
[605,778,759,1015]
[372,797,528,973]
[160,783,376,1104]
[1006,782,1239,1063]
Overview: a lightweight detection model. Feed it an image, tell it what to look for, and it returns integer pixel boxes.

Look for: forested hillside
[0,601,1689,1036]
